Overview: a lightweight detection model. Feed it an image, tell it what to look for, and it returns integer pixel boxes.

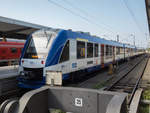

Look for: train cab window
[77,41,85,59]
[94,44,98,57]
[11,48,17,53]
[87,43,93,58]
[59,40,70,63]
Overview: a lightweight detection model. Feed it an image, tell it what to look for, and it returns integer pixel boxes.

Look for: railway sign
[75,98,83,107]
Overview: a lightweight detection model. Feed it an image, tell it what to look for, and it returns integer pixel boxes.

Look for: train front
[18,29,57,89]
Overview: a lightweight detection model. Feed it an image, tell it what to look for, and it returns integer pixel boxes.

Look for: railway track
[71,55,145,88]
[0,76,27,105]
[104,54,149,106]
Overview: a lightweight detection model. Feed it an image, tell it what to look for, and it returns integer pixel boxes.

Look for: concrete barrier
[2,86,128,113]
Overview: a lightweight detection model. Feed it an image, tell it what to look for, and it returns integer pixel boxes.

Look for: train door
[123,44,125,60]
[113,46,115,63]
[70,39,77,71]
[101,44,104,68]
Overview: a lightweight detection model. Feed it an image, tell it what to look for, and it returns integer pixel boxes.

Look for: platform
[0,66,18,97]
[141,55,150,86]
[129,88,143,113]
[0,66,18,79]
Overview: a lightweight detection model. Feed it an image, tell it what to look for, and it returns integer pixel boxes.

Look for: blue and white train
[18,29,144,89]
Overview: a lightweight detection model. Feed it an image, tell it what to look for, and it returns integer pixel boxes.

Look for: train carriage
[18,29,144,89]
[0,41,24,65]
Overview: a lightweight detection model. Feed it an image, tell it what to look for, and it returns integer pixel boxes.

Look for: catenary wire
[48,0,118,40]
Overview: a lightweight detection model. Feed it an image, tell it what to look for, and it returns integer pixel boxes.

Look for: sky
[0,0,149,48]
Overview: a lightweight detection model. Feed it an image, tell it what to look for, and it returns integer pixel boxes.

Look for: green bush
[142,89,150,100]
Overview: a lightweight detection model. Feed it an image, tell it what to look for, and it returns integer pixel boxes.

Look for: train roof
[0,41,24,45]
[31,29,136,48]
[63,30,134,47]
[124,44,136,48]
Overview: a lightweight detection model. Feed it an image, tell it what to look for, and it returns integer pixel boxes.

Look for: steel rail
[128,57,149,105]
[105,55,146,91]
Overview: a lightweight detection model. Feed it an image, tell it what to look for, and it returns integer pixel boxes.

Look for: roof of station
[146,0,150,32]
[0,16,50,39]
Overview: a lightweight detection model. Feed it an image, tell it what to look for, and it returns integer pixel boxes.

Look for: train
[18,29,145,89]
[0,40,24,66]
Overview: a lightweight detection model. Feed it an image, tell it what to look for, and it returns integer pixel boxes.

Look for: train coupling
[19,71,35,80]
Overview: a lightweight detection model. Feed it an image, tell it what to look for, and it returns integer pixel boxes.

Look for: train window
[129,48,131,53]
[94,44,98,57]
[106,45,112,56]
[77,41,85,59]
[127,48,129,53]
[125,48,127,53]
[116,47,120,55]
[2,50,6,54]
[106,45,113,58]
[11,48,17,53]
[106,45,109,56]
[59,40,70,63]
[87,43,93,58]
[109,46,112,56]
[120,47,124,54]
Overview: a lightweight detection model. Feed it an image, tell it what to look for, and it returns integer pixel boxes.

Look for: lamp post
[117,35,119,42]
